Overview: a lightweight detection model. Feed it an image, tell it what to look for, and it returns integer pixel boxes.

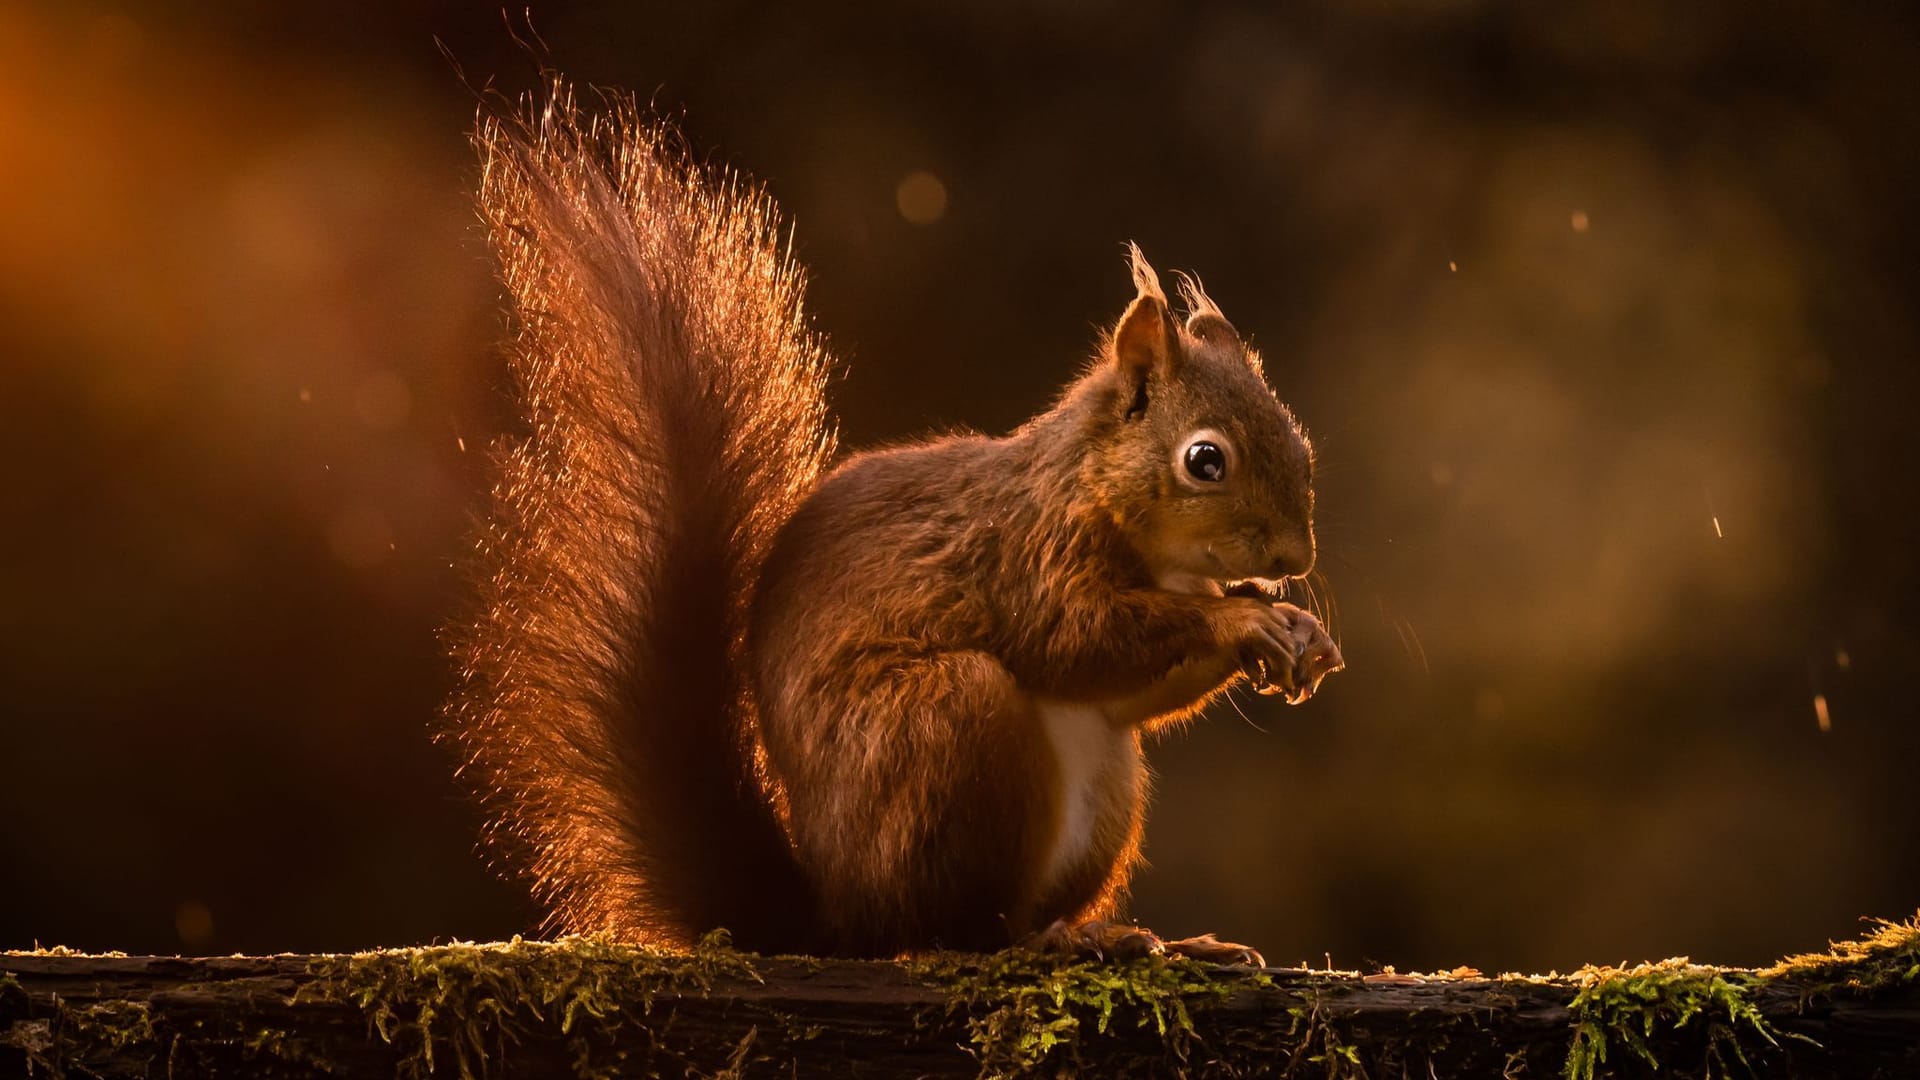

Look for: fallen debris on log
[2,914,1915,1078]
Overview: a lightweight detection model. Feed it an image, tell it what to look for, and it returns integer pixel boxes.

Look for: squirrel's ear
[1113,244,1180,417]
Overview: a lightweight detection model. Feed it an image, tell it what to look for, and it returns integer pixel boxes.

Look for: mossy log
[2,918,1917,1079]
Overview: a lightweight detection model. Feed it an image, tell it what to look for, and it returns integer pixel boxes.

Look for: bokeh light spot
[174,900,214,948]
[895,170,948,225]
[353,370,411,429]
[1570,209,1590,232]
[1473,689,1507,721]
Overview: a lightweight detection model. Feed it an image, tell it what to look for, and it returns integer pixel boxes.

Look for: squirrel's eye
[1184,441,1226,483]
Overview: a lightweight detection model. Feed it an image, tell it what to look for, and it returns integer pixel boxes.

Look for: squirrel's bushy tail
[449,80,835,948]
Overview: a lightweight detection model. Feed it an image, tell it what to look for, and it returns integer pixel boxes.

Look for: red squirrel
[449,80,1343,964]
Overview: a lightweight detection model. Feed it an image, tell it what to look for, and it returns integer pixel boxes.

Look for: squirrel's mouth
[1158,572,1287,601]
[1223,578,1286,602]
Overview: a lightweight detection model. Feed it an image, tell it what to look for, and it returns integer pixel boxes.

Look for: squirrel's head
[1083,245,1316,595]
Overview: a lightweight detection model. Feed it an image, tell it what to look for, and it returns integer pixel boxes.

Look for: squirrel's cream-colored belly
[1034,701,1142,905]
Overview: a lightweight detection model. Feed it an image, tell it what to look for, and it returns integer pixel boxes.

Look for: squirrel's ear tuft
[1114,244,1180,415]
[1128,242,1167,305]
[1174,271,1238,346]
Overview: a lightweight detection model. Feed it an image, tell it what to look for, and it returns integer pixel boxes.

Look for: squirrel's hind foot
[1025,919,1264,967]
[1162,932,1266,967]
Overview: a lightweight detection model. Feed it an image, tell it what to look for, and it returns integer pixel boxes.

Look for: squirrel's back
[446,79,834,948]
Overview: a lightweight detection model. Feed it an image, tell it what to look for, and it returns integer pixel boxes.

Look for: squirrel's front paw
[1246,604,1343,704]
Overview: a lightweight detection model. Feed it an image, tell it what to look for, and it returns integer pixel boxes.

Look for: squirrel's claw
[1163,933,1267,968]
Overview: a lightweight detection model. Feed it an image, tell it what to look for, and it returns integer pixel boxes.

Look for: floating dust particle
[1712,516,1723,538]
[1835,648,1851,670]
[456,436,467,452]
[1447,260,1457,272]
[1813,694,1831,732]
[1571,209,1590,232]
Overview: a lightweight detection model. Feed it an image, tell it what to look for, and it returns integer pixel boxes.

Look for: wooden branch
[2,932,1916,1078]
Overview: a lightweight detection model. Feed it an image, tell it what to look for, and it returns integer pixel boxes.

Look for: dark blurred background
[3,0,1918,973]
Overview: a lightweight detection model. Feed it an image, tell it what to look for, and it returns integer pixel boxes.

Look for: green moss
[1759,910,1920,996]
[1562,960,1777,1080]
[907,949,1260,1078]
[1282,994,1368,1079]
[246,1026,340,1074]
[65,1000,157,1055]
[0,996,157,1076]
[302,930,757,1080]
[5,911,1916,1079]
[1556,912,1919,1079]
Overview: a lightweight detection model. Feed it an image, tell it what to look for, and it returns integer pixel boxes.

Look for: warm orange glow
[2,0,1912,974]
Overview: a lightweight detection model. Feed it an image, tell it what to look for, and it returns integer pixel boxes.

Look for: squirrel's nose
[1268,539,1315,579]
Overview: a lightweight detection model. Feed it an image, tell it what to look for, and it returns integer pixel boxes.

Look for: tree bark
[2,947,1916,1078]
